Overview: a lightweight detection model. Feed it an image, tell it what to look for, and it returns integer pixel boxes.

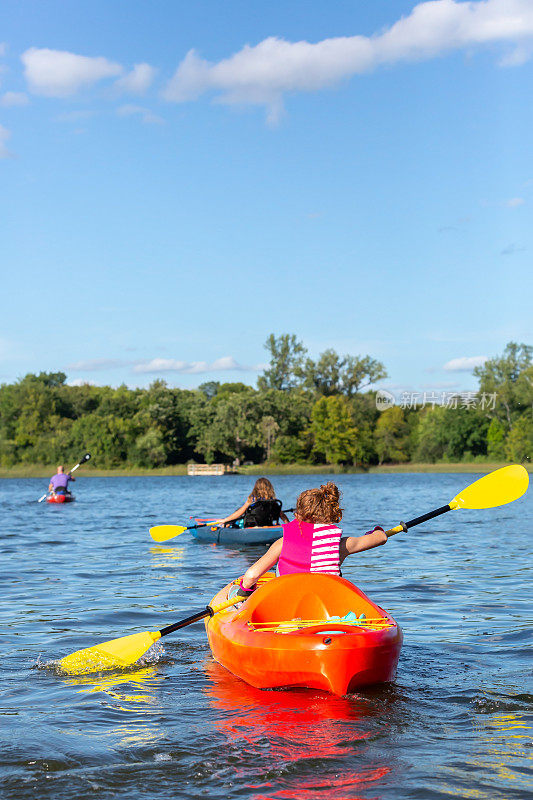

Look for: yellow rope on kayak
[248,617,394,633]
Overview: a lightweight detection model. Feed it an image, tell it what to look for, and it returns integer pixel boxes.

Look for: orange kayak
[205,572,402,696]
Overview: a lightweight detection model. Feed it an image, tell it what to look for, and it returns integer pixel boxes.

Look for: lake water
[1,473,531,799]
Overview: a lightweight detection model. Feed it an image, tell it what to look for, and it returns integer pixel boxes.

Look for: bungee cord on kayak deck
[247,618,395,633]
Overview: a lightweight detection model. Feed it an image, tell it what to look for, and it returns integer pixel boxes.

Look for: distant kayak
[191,517,283,545]
[46,494,75,504]
[206,572,402,695]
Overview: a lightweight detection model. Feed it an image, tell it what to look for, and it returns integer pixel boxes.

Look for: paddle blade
[59,630,160,675]
[149,525,187,542]
[452,465,529,510]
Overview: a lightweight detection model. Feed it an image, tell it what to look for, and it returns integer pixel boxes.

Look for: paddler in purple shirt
[48,465,75,498]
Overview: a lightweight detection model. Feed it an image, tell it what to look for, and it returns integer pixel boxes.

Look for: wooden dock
[187,464,235,476]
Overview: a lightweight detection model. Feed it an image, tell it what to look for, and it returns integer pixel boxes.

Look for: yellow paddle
[150,508,295,543]
[59,596,238,676]
[385,465,529,538]
[149,520,216,543]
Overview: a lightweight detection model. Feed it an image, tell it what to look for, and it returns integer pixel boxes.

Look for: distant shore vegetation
[0,336,531,470]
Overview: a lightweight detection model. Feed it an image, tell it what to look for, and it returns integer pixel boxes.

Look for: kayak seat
[244,573,383,626]
[242,498,283,528]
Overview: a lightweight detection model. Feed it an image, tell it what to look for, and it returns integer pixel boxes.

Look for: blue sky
[1,0,531,398]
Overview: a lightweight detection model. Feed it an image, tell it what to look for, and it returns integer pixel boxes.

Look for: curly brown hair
[295,482,343,524]
[250,477,276,501]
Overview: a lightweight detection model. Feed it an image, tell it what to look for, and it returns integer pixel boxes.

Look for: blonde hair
[250,477,276,500]
[295,482,342,524]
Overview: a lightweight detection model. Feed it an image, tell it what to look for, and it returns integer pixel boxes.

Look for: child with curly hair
[237,482,386,595]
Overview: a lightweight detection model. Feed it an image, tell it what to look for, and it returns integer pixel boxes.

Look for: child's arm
[339,526,387,565]
[216,498,252,525]
[241,538,283,590]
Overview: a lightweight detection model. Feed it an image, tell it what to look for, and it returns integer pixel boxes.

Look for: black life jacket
[242,498,283,528]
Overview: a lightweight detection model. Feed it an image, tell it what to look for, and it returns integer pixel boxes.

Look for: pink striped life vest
[277,519,342,577]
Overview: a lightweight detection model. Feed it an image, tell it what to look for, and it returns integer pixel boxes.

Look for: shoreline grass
[0,461,526,478]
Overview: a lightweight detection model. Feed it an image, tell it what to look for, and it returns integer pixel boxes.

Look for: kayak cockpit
[244,572,390,626]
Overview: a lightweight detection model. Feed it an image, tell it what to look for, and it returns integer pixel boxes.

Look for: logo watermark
[376,390,497,411]
[376,390,395,411]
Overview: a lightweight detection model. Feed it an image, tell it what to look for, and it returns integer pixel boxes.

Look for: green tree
[487,418,507,460]
[302,349,343,395]
[303,350,388,397]
[350,392,380,465]
[194,389,263,464]
[260,415,279,461]
[413,406,488,463]
[339,355,388,397]
[141,382,199,463]
[375,406,409,464]
[310,395,358,464]
[198,381,220,399]
[412,407,449,463]
[475,342,532,430]
[134,428,166,466]
[505,415,532,463]
[259,389,314,463]
[69,413,141,467]
[258,334,307,391]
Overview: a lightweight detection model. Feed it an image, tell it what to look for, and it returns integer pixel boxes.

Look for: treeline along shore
[0,336,531,472]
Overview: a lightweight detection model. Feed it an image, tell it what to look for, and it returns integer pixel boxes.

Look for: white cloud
[1,91,29,107]
[0,123,11,158]
[0,43,6,57]
[68,358,126,370]
[443,355,488,371]
[505,197,525,207]
[210,356,242,370]
[117,104,163,124]
[163,0,533,119]
[134,358,187,373]
[133,356,251,374]
[115,63,157,94]
[21,47,122,97]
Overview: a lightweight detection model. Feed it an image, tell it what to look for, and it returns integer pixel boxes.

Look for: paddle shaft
[159,607,213,637]
[159,596,238,638]
[386,504,452,538]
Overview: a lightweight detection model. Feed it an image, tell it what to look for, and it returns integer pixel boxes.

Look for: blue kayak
[191,518,283,545]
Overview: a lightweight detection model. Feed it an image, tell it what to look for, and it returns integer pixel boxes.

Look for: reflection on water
[149,544,186,562]
[63,665,162,706]
[203,660,394,798]
[62,666,167,749]
[473,697,532,795]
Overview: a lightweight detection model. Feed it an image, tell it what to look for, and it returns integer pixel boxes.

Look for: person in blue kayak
[215,477,289,528]
[48,465,75,498]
